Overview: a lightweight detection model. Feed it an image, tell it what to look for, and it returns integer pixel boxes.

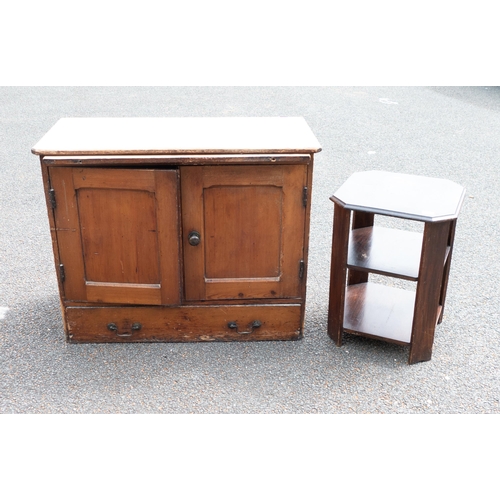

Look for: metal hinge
[299,260,305,279]
[48,188,56,209]
[59,264,65,283]
[302,186,308,207]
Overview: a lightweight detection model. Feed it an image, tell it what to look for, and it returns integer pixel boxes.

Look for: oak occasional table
[327,171,465,364]
[32,117,321,343]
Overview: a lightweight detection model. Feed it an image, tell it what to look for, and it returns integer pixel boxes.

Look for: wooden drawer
[65,304,302,342]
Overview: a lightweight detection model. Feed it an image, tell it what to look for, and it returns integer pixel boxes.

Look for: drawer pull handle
[107,322,142,337]
[227,320,262,335]
[188,231,201,246]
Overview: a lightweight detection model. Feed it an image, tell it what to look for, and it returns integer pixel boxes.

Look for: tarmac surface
[1,86,499,414]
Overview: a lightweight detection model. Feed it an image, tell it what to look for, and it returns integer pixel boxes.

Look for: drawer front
[65,304,302,342]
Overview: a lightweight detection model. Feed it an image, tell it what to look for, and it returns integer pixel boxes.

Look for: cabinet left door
[48,166,181,305]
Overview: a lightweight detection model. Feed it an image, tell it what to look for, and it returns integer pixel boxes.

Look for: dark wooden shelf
[343,283,416,345]
[348,226,422,280]
[329,170,464,363]
[347,226,451,282]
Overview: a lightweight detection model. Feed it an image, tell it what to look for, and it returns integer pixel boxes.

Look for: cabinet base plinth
[65,304,303,342]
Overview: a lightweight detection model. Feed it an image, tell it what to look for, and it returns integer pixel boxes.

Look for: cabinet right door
[181,164,307,301]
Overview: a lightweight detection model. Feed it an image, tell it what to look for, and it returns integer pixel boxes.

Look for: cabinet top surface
[331,171,466,221]
[32,117,322,156]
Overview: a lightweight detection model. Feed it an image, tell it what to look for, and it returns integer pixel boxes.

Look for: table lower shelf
[343,282,417,345]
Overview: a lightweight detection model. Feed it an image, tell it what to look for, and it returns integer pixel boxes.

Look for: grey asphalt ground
[1,86,499,414]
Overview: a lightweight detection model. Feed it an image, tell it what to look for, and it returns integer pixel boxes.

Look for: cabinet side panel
[299,157,313,329]
[40,159,69,335]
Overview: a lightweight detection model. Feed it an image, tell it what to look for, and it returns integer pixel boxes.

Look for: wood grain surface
[66,304,302,342]
[331,170,465,222]
[181,164,307,301]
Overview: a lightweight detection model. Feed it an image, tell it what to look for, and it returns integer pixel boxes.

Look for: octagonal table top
[331,171,465,222]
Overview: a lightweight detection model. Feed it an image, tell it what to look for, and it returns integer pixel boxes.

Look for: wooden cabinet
[32,117,321,342]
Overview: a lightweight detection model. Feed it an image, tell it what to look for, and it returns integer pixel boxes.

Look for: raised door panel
[78,188,160,284]
[203,185,282,279]
[181,164,306,301]
[49,166,180,305]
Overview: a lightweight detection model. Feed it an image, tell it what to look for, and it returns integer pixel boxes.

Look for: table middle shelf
[348,225,423,281]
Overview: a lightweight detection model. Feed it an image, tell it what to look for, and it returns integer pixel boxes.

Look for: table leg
[409,220,451,364]
[328,203,351,346]
[437,218,457,324]
[348,211,374,285]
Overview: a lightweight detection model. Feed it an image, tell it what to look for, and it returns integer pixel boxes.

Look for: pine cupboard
[32,117,321,342]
